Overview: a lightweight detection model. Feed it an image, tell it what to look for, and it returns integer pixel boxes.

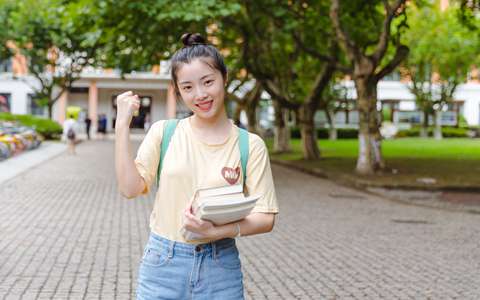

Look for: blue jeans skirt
[136,232,244,300]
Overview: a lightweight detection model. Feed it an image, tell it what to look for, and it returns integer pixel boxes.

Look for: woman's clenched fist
[115,91,140,128]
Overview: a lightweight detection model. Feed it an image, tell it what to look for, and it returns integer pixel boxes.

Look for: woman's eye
[182,86,192,91]
[205,80,214,86]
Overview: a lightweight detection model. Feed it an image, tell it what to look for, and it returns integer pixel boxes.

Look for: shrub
[290,127,358,139]
[396,126,469,138]
[0,113,62,140]
[441,127,469,138]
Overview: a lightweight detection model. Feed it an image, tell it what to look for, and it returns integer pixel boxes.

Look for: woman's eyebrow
[200,73,214,80]
[179,73,215,85]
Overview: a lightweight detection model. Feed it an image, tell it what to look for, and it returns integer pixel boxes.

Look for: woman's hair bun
[181,33,206,47]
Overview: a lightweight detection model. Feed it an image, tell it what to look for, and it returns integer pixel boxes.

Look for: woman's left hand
[183,201,217,239]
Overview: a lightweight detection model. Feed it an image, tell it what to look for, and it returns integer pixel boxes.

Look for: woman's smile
[195,100,214,112]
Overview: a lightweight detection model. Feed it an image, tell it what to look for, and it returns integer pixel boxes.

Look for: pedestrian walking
[114,33,279,299]
[63,114,77,155]
[85,116,91,140]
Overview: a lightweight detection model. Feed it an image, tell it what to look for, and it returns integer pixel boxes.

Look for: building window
[383,71,401,81]
[0,59,12,73]
[0,93,11,112]
[28,94,46,116]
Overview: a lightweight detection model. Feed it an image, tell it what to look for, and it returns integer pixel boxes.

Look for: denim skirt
[136,232,244,300]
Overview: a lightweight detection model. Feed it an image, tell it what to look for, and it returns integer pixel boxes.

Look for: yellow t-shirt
[134,117,279,243]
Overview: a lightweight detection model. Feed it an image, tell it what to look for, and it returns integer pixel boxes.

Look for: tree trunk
[325,109,337,140]
[273,100,291,153]
[48,104,53,119]
[420,110,429,138]
[233,103,243,127]
[354,78,384,174]
[298,104,320,159]
[434,110,443,140]
[246,96,259,134]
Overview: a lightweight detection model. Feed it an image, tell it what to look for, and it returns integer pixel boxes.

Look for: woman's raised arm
[114,91,146,199]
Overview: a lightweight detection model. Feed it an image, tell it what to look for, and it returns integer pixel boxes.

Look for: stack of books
[182,184,260,240]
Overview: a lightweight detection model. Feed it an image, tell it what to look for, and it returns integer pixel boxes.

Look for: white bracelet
[235,223,241,238]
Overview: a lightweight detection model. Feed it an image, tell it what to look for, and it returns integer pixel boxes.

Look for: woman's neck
[189,110,232,144]
[190,111,230,131]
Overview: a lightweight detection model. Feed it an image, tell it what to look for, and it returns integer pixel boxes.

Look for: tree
[227,79,263,134]
[403,3,480,139]
[321,82,351,140]
[222,0,340,159]
[0,0,106,119]
[330,0,409,174]
[458,0,480,31]
[0,0,15,61]
[95,0,240,72]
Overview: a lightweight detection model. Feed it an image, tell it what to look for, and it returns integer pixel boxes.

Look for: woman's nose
[194,86,208,100]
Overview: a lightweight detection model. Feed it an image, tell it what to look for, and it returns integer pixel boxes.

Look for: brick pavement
[1,140,480,299]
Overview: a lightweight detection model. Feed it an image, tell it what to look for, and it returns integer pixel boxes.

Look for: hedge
[291,127,358,139]
[396,126,471,138]
[290,126,475,139]
[0,113,63,140]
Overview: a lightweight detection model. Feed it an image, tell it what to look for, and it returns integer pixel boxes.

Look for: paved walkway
[0,142,67,185]
[1,140,479,299]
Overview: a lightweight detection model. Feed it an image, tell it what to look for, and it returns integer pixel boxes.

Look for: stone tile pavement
[1,140,479,299]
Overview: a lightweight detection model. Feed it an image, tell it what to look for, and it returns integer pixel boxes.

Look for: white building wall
[453,83,480,125]
[0,76,35,115]
[377,81,416,101]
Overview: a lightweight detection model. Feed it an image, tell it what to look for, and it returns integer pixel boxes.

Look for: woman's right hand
[115,91,140,128]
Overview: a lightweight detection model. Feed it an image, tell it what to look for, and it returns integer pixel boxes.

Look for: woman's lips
[195,100,213,112]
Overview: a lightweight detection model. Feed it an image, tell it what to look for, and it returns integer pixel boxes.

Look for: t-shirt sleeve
[245,134,279,214]
[134,120,165,194]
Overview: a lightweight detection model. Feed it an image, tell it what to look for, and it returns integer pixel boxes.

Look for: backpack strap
[156,119,178,186]
[238,128,249,186]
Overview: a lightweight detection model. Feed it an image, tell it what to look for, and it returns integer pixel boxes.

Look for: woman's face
[176,58,226,120]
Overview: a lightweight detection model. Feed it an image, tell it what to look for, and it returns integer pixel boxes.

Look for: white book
[182,184,261,241]
[196,195,260,225]
[196,184,243,198]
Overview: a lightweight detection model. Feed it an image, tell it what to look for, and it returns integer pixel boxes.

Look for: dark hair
[170,33,227,96]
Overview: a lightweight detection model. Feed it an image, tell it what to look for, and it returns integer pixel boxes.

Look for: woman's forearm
[115,124,145,198]
[211,213,276,240]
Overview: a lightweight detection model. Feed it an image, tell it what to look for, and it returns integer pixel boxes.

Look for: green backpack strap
[238,128,249,186]
[156,119,178,186]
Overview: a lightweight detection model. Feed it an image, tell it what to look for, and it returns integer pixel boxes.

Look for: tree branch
[374,44,409,82]
[329,0,361,63]
[292,31,335,62]
[261,79,300,110]
[371,0,406,65]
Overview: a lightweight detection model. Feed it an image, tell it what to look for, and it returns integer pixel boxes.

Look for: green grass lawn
[267,138,480,189]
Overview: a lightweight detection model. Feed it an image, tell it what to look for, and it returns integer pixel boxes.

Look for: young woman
[115,33,279,299]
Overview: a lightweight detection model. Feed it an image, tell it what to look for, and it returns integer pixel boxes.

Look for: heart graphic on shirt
[221,167,240,185]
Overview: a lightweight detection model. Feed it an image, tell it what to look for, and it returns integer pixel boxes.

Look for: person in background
[97,114,107,139]
[143,112,151,132]
[63,114,77,155]
[85,116,92,140]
